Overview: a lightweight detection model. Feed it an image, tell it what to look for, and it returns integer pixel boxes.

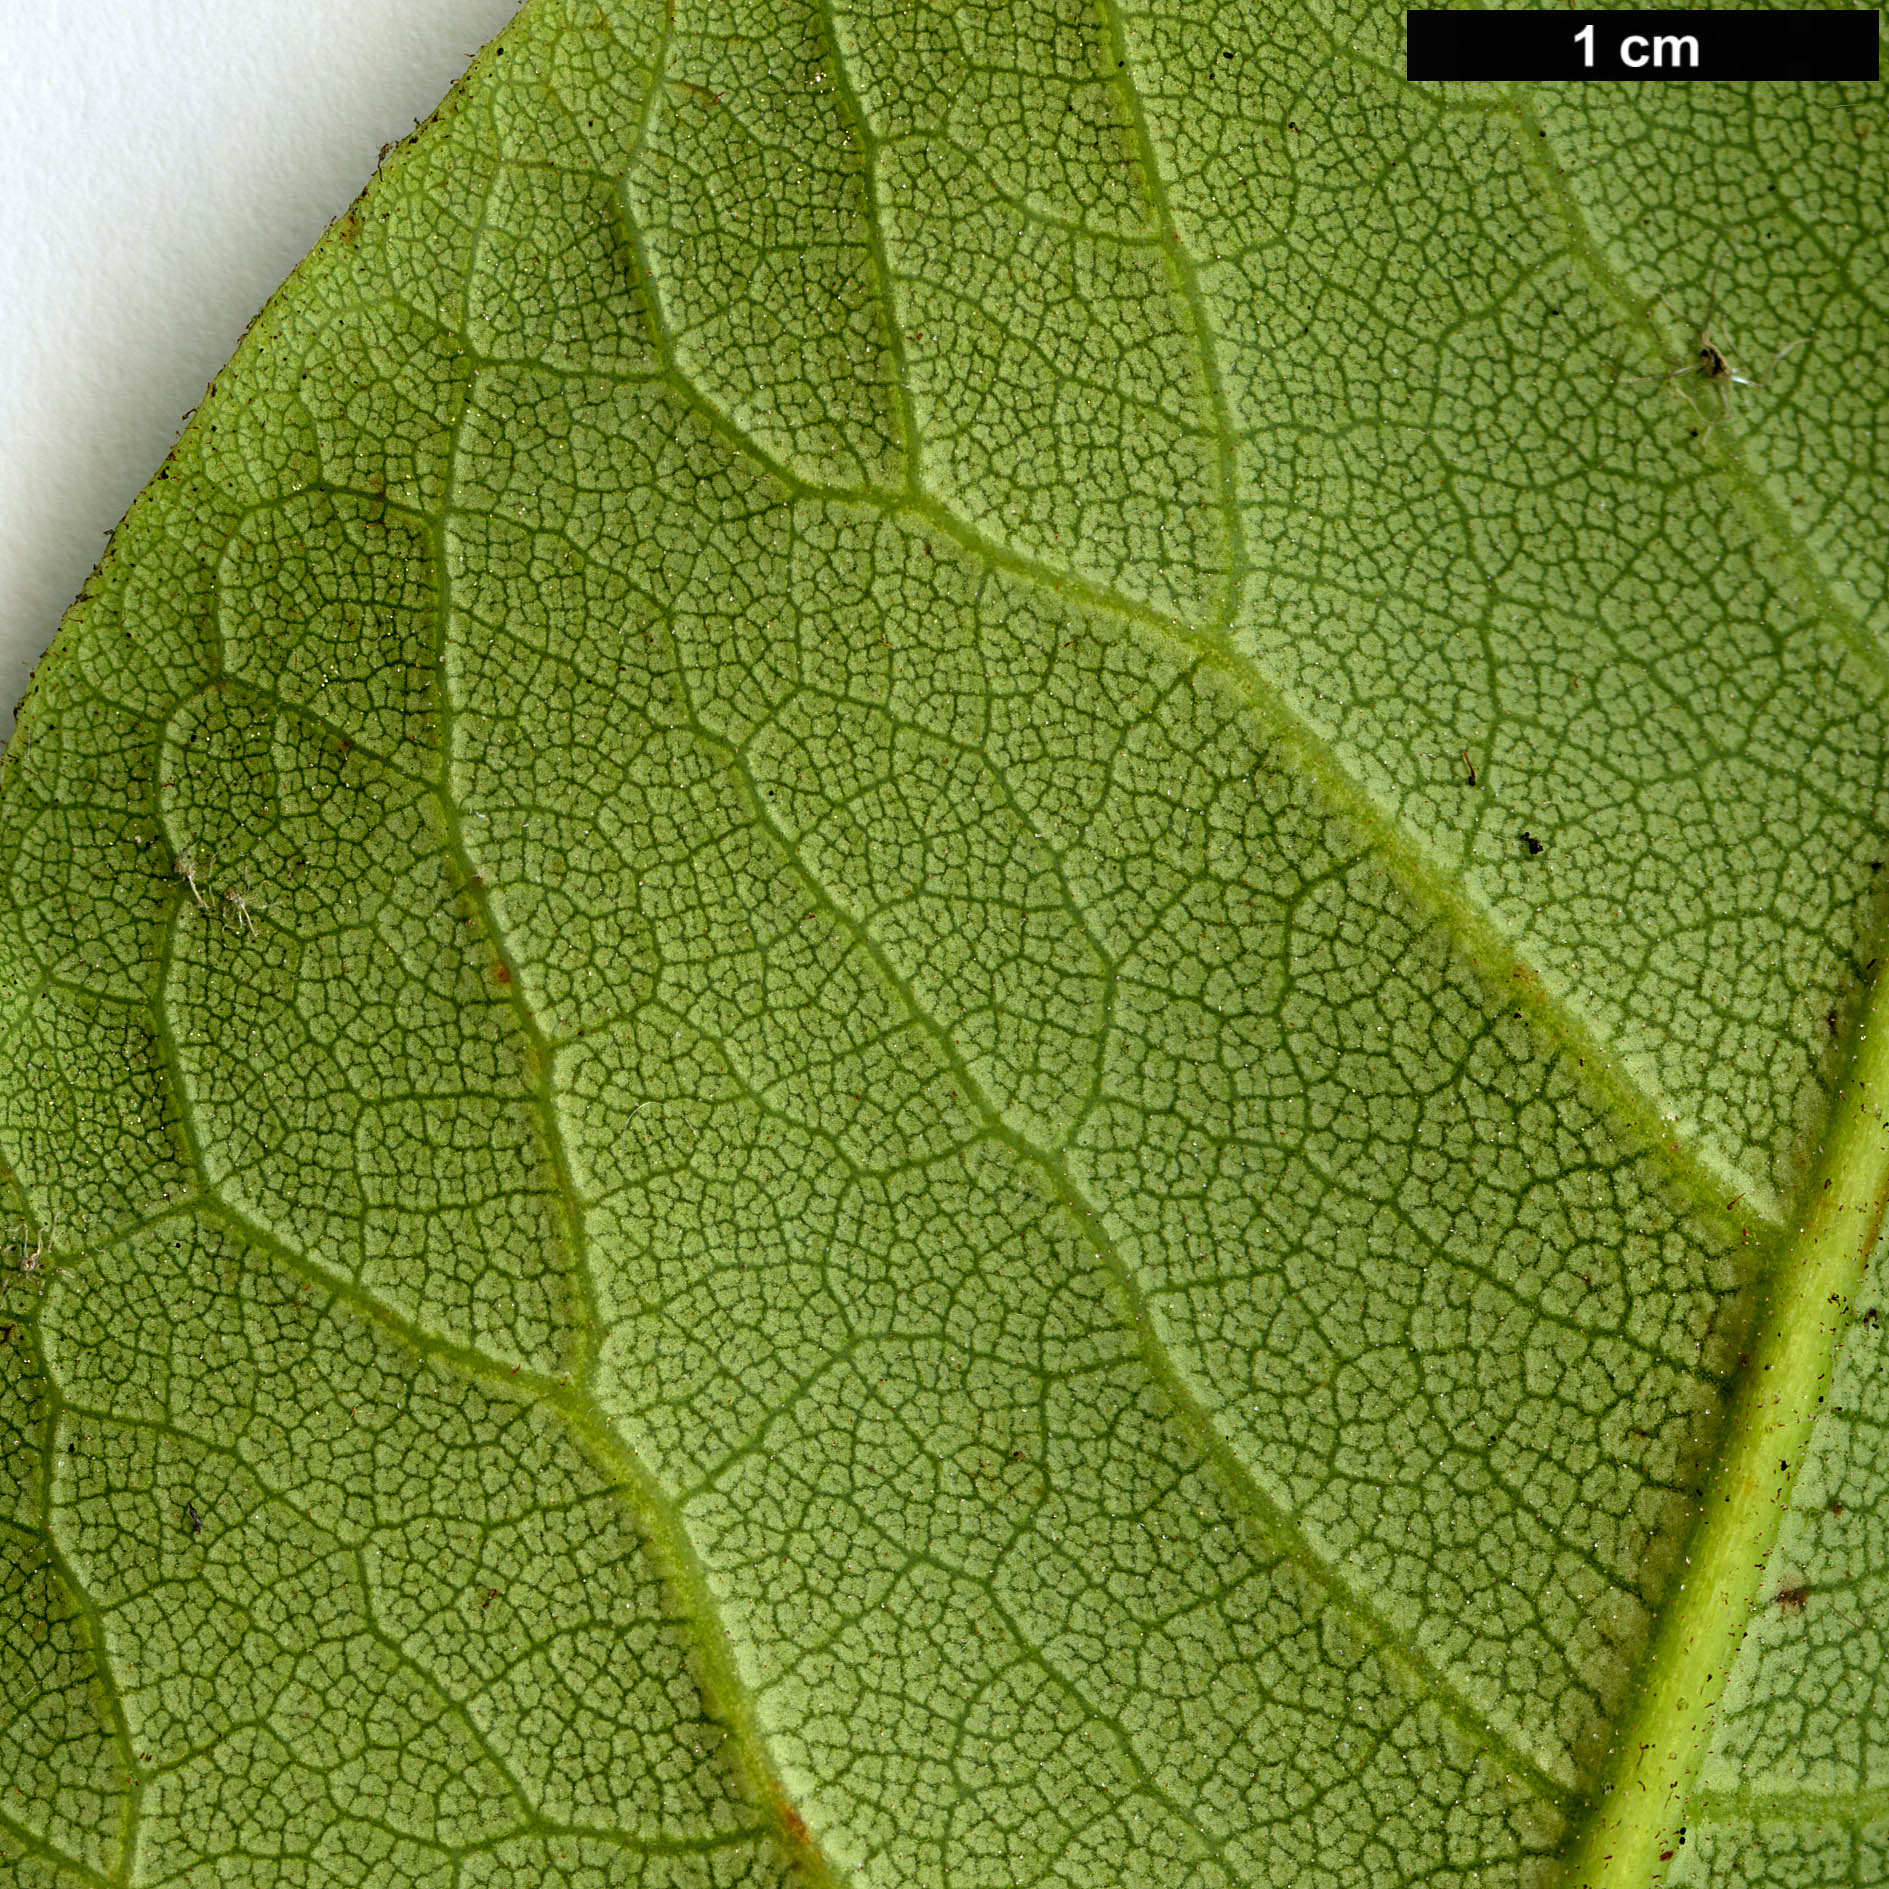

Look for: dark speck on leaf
[1775,1583,1811,1616]
[1863,1306,1881,1329]
[1519,832,1544,857]
[186,1504,202,1536]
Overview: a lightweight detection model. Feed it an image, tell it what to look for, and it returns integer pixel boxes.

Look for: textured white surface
[0,0,523,740]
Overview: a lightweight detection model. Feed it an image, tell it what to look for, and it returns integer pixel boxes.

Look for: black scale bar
[1407,9,1880,79]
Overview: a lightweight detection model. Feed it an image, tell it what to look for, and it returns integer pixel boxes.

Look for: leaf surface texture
[0,5,1885,1886]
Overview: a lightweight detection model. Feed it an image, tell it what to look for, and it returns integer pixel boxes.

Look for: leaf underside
[1,4,1886,1886]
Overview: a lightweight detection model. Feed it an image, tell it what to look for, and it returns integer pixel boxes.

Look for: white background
[0,0,525,742]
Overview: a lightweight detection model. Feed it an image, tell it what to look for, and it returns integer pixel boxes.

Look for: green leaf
[1,4,1885,1885]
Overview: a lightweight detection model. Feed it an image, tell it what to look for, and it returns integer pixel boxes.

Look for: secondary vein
[425,169,846,1874]
[672,661,1570,1812]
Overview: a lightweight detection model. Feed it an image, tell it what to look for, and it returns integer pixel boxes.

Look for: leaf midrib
[1563,1008,1889,1887]
[1504,93,1889,1889]
[696,24,1889,1877]
[12,5,1886,1883]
